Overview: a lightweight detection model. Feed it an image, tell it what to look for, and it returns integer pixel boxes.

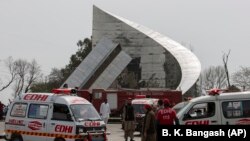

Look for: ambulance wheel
[10,134,23,141]
[54,138,65,141]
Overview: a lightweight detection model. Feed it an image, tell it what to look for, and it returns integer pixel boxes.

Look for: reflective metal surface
[92,6,201,94]
[62,37,132,89]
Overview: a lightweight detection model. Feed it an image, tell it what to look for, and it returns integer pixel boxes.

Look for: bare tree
[200,66,227,90]
[0,57,17,91]
[24,60,42,93]
[13,59,29,97]
[13,59,41,97]
[223,50,231,88]
[48,68,64,83]
[232,67,250,91]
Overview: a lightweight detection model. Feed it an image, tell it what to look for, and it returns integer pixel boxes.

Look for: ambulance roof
[132,98,158,105]
[15,93,91,105]
[190,91,250,103]
[173,101,189,109]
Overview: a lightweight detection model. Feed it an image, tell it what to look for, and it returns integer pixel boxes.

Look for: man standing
[100,98,111,125]
[156,98,179,141]
[156,98,179,125]
[154,99,164,140]
[0,101,4,120]
[123,98,135,141]
[142,104,156,141]
[155,99,164,114]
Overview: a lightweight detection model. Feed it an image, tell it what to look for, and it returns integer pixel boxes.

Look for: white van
[5,92,108,141]
[172,101,189,113]
[177,91,250,125]
[131,98,158,133]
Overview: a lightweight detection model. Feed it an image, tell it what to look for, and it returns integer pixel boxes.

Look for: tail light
[88,133,92,141]
[83,137,88,141]
[103,133,107,141]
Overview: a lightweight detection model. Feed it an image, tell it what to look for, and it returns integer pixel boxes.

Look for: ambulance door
[181,102,220,125]
[47,104,75,141]
[26,103,50,141]
[220,100,250,125]
[5,102,28,140]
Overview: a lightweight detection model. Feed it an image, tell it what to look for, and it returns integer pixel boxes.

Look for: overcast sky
[0,0,250,104]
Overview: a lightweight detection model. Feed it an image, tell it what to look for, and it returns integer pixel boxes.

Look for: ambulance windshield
[70,104,101,121]
[133,104,145,114]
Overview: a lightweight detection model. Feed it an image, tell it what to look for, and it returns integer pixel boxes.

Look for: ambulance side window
[52,104,71,121]
[28,104,49,119]
[184,102,215,120]
[10,103,28,117]
[222,100,250,118]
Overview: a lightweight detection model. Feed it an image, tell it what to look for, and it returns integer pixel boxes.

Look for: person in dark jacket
[123,98,135,141]
[155,99,164,115]
[142,104,156,141]
[0,101,4,120]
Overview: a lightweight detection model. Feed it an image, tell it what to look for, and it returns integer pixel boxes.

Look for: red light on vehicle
[52,88,77,95]
[208,88,221,95]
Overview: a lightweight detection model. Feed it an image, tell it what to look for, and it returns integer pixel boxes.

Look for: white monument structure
[92,6,201,94]
[63,6,201,95]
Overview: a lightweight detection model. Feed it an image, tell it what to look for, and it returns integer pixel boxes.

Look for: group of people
[97,97,179,141]
[122,98,179,141]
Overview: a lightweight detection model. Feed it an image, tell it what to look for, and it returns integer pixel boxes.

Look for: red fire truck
[74,88,183,117]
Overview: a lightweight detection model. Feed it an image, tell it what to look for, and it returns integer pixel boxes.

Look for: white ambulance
[131,97,158,133]
[4,91,108,141]
[177,90,250,125]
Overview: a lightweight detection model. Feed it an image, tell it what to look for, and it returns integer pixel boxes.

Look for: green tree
[30,37,92,92]
[31,68,64,92]
[61,38,92,81]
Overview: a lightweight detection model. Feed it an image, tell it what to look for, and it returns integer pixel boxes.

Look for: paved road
[0,121,141,141]
[106,124,141,141]
[0,121,5,141]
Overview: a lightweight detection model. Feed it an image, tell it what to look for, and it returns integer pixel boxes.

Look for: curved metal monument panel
[93,6,201,94]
